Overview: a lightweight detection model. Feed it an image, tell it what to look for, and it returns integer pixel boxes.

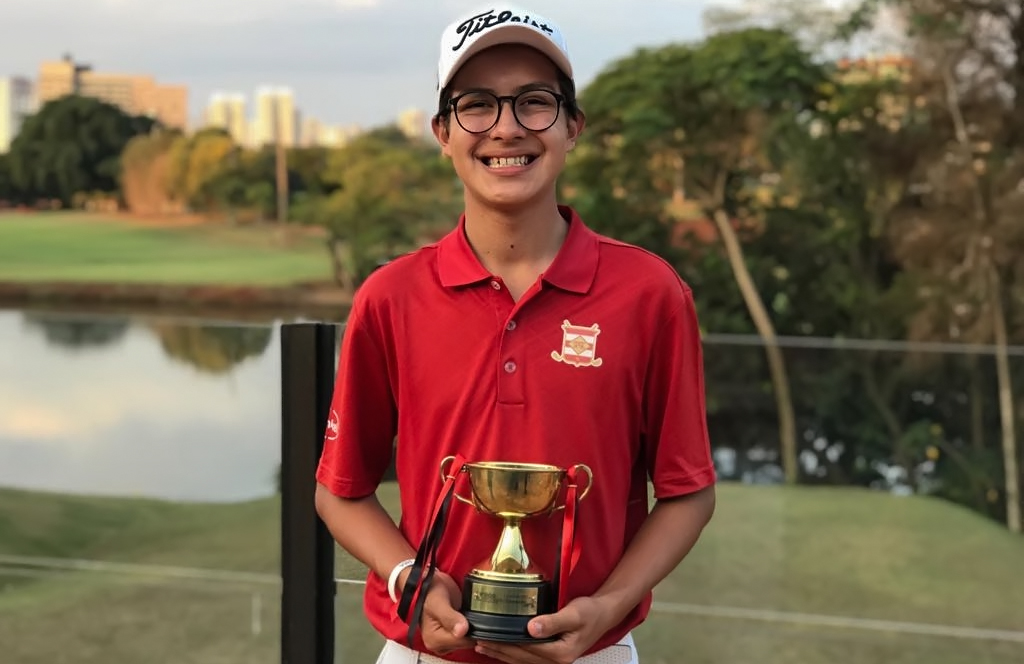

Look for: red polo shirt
[316,206,715,662]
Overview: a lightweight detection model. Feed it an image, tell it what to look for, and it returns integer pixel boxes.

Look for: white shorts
[374,633,638,664]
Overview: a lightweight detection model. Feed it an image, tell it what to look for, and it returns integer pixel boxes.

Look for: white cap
[436,6,573,93]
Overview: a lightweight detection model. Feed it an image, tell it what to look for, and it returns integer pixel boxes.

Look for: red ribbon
[396,453,466,646]
[556,465,582,609]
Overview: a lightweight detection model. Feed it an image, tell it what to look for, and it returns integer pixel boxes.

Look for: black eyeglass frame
[446,89,566,134]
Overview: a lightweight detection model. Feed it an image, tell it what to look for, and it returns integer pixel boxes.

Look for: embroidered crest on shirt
[551,320,603,367]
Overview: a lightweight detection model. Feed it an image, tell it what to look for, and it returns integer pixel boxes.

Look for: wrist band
[387,558,416,603]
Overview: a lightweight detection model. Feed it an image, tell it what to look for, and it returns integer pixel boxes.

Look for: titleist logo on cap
[451,9,554,52]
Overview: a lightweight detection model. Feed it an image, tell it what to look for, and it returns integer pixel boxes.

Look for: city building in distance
[0,76,35,153]
[397,107,427,140]
[205,92,248,145]
[300,116,363,148]
[203,87,368,149]
[37,54,188,130]
[253,86,298,147]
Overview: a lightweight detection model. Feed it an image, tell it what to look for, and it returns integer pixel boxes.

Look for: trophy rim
[464,461,564,474]
[464,461,566,517]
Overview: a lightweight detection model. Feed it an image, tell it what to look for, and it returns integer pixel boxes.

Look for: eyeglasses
[448,89,564,134]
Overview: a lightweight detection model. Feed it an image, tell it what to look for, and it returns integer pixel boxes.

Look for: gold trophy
[439,457,592,642]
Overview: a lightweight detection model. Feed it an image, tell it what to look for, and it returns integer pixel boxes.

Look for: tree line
[0,0,1021,532]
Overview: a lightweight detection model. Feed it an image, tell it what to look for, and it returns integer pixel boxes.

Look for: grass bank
[0,484,1021,664]
[0,212,334,286]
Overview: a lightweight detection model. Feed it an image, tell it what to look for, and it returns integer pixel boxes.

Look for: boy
[315,5,716,663]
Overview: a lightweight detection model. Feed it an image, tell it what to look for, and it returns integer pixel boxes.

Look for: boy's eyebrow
[455,82,558,96]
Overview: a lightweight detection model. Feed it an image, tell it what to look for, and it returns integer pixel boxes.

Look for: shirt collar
[436,205,599,294]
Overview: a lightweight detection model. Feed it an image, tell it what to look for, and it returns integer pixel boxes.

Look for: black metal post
[281,322,338,664]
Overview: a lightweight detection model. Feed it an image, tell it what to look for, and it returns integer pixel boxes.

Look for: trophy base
[462,572,557,644]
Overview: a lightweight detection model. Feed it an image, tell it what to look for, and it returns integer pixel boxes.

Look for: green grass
[0,212,333,285]
[0,483,1021,664]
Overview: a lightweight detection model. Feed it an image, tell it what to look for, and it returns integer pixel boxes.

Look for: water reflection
[21,312,131,350]
[0,309,288,502]
[152,323,273,375]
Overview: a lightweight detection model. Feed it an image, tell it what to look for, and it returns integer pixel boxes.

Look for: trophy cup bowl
[467,462,564,521]
[439,457,592,643]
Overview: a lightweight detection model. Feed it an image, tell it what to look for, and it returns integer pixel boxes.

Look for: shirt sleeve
[315,289,397,498]
[642,286,717,498]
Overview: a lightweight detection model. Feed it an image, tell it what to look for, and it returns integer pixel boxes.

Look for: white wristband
[387,558,416,603]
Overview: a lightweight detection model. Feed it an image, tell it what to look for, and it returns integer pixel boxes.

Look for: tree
[570,29,829,483]
[164,128,236,210]
[292,130,462,289]
[0,153,17,204]
[6,95,155,206]
[763,55,948,489]
[120,129,184,215]
[703,0,854,56]
[845,0,1023,532]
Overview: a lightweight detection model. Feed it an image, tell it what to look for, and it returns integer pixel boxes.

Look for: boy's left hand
[473,596,611,664]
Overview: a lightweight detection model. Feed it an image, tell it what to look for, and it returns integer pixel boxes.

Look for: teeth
[487,156,530,167]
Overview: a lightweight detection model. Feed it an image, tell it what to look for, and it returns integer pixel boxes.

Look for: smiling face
[432,43,584,214]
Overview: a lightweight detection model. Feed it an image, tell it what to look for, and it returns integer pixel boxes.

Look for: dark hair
[434,69,581,128]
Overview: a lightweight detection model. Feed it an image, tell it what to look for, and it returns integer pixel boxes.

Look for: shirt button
[506,320,517,331]
[490,280,501,290]
[503,360,517,373]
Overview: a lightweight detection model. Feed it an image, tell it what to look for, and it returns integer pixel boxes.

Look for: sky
[0,0,724,130]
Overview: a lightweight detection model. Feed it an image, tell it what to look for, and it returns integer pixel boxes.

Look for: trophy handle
[439,455,474,506]
[571,463,593,501]
[553,463,593,511]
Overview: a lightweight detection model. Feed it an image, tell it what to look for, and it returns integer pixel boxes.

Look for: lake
[0,307,331,503]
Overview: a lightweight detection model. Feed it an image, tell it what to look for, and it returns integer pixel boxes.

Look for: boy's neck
[462,196,569,276]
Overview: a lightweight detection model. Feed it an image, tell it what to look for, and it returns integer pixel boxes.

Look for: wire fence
[2,555,1023,645]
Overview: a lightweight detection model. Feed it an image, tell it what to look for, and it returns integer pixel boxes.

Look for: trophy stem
[491,517,530,574]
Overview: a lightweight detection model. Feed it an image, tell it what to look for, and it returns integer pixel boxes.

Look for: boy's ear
[432,116,452,158]
[566,109,586,149]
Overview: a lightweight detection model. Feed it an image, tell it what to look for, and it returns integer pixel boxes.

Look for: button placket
[496,305,525,405]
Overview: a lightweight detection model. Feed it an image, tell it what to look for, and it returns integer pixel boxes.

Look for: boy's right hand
[402,567,476,656]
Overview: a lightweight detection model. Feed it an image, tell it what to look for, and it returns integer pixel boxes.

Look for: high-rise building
[0,76,35,153]
[300,116,322,147]
[36,55,188,129]
[37,59,79,101]
[253,86,298,147]
[299,116,364,148]
[133,78,188,130]
[397,107,427,140]
[205,92,248,145]
[332,124,364,147]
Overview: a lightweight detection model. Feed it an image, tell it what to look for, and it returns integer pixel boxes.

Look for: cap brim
[439,25,573,91]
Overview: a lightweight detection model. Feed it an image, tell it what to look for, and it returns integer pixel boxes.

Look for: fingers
[527,606,581,641]
[420,576,475,654]
[422,625,475,655]
[474,602,592,663]
[422,629,470,652]
[426,591,470,638]
[421,616,475,655]
[476,640,566,664]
